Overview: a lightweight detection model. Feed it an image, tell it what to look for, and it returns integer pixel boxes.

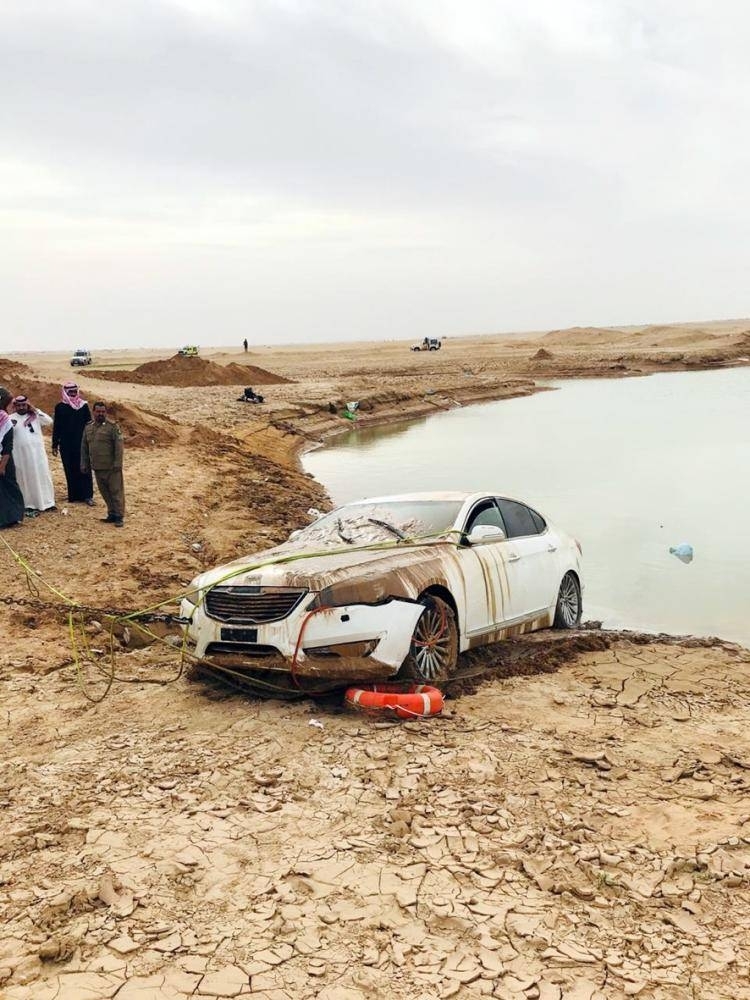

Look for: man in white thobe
[10,396,56,511]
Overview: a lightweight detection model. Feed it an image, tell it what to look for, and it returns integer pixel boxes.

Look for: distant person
[81,402,125,527]
[52,382,94,505]
[10,395,55,512]
[243,338,248,352]
[0,386,25,529]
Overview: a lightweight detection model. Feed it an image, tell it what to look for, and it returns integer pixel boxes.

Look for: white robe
[10,410,56,510]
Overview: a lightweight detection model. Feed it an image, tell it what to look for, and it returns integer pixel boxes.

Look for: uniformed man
[81,402,125,527]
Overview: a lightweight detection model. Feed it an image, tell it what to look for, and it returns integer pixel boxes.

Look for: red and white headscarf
[62,381,86,410]
[13,395,37,427]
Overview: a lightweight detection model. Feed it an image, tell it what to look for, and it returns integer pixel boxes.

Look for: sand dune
[91,353,292,387]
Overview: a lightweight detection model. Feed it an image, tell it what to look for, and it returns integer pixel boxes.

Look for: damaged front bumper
[179,593,424,680]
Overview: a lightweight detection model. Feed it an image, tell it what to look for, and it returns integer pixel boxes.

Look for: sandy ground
[1,320,750,1000]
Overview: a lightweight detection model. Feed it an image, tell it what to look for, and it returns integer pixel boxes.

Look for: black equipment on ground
[238,387,264,403]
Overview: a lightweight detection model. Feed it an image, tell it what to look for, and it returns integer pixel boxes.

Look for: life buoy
[345,683,444,719]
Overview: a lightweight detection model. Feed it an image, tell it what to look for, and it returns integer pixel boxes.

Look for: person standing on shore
[0,386,25,529]
[10,396,56,512]
[52,382,94,505]
[81,402,125,527]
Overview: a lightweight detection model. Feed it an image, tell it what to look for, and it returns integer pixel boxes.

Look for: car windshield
[291,500,463,547]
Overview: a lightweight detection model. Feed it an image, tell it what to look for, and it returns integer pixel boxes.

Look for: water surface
[304,368,750,647]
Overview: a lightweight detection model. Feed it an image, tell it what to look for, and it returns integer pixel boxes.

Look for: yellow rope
[0,525,464,703]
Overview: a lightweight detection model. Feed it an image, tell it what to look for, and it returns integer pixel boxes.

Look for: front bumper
[180,594,424,680]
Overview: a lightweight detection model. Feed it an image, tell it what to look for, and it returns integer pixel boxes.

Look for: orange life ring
[345,683,444,719]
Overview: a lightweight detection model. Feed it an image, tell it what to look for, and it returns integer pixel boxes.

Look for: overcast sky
[2,0,749,351]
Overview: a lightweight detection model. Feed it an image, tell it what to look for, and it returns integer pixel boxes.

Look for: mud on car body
[181,492,583,686]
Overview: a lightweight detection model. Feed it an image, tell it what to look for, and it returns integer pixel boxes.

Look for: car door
[456,498,514,636]
[496,499,559,619]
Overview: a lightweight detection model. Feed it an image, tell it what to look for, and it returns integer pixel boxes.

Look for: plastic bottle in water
[669,543,694,564]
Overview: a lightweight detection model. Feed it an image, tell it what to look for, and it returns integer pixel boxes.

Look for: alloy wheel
[557,574,580,627]
[409,601,457,681]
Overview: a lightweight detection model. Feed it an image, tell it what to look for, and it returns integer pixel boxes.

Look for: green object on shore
[341,409,358,420]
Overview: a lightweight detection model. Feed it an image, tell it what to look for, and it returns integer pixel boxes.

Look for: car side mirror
[467,524,506,545]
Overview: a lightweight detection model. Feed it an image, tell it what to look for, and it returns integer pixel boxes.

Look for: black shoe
[113,519,124,528]
[85,498,95,507]
[100,515,116,523]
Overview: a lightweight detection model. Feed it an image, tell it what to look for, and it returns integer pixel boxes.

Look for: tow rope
[1,526,462,704]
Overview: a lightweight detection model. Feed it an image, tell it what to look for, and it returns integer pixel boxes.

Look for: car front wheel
[553,572,581,629]
[402,596,458,683]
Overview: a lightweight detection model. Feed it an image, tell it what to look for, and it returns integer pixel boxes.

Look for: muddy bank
[255,377,549,457]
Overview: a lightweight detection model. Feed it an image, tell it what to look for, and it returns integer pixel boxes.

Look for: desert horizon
[7,313,750,361]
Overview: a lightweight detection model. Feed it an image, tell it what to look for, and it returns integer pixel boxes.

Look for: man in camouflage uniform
[81,402,125,527]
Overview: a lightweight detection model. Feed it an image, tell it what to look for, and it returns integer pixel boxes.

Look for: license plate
[220,627,258,643]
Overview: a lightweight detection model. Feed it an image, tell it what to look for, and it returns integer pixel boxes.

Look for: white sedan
[181,492,583,688]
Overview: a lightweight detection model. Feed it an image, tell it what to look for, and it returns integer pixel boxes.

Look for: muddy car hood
[190,539,456,598]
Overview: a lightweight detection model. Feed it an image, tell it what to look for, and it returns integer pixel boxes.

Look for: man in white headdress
[10,395,56,512]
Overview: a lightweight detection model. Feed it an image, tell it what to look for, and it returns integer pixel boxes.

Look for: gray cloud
[2,1,749,349]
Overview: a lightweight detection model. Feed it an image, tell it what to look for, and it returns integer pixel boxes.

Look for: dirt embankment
[0,363,181,448]
[0,358,34,384]
[92,354,292,387]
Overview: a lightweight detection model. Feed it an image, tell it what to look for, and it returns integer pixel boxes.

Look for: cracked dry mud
[3,637,750,1000]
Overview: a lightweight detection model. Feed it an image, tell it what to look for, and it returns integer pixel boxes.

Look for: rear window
[530,510,546,533]
[496,499,539,538]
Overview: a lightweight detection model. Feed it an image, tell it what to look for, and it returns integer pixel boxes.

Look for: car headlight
[181,583,202,619]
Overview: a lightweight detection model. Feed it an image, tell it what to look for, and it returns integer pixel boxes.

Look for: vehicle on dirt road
[178,345,199,357]
[70,349,92,367]
[411,338,441,352]
[181,491,583,691]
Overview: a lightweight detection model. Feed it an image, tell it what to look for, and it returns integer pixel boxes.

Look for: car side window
[530,509,546,533]
[496,499,539,538]
[465,500,506,535]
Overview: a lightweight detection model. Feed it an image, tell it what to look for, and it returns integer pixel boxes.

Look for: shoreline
[289,356,747,472]
[289,380,557,467]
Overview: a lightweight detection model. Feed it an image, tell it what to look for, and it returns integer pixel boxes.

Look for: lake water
[304,368,750,647]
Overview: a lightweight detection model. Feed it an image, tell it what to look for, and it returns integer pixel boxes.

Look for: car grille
[204,586,308,624]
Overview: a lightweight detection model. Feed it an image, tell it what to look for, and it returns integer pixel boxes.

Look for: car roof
[345,491,486,505]
[341,491,545,512]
